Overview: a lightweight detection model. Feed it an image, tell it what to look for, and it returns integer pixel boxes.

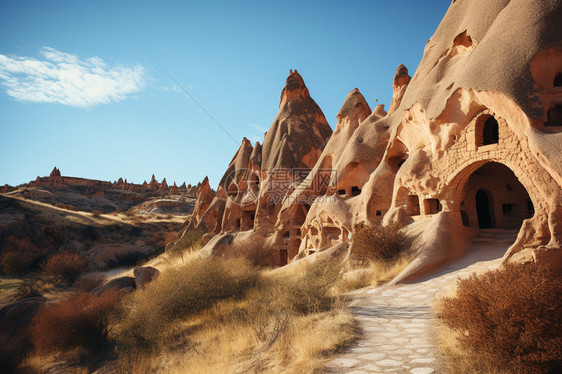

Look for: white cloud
[247,123,268,133]
[0,47,146,108]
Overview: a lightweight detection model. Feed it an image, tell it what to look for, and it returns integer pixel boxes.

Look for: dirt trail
[324,243,509,374]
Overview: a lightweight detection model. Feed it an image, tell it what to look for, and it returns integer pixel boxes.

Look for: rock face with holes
[186,0,562,276]
[183,70,333,260]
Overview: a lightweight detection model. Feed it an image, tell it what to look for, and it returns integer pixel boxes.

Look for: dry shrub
[14,279,44,300]
[351,224,405,263]
[1,251,32,276]
[42,252,88,286]
[91,210,103,218]
[279,260,342,314]
[230,237,275,267]
[439,263,562,374]
[166,229,204,259]
[30,291,120,358]
[118,257,259,349]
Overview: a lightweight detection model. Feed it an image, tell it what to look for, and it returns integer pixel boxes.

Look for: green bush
[439,263,562,374]
[351,224,405,263]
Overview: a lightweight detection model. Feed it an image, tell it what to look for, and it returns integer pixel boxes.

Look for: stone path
[324,242,510,374]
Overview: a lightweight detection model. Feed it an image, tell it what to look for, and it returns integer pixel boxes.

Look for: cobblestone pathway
[324,243,509,374]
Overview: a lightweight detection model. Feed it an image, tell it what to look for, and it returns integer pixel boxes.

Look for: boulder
[133,266,160,289]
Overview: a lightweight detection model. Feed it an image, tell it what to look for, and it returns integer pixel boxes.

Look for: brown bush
[30,291,120,358]
[42,252,88,286]
[91,210,103,218]
[351,224,405,263]
[1,251,32,276]
[439,263,562,374]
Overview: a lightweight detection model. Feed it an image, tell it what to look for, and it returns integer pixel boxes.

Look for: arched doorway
[459,162,534,231]
[476,189,494,228]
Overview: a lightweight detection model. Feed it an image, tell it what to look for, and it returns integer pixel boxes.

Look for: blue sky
[0,0,450,188]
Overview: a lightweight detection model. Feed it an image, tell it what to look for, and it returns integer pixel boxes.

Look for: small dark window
[351,186,361,196]
[296,229,301,236]
[338,189,346,196]
[502,204,513,214]
[554,73,562,87]
[283,231,290,238]
[376,210,382,216]
[250,213,255,220]
[398,159,406,168]
[236,218,241,228]
[483,117,499,145]
[506,184,513,191]
[545,105,562,127]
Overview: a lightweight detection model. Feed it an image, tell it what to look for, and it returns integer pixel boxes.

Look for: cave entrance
[460,162,533,231]
[476,189,493,229]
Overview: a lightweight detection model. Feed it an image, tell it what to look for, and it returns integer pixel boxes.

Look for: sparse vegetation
[438,263,562,374]
[41,252,88,286]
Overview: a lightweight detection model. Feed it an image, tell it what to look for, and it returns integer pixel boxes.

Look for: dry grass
[109,257,355,374]
[437,323,505,374]
[337,254,412,292]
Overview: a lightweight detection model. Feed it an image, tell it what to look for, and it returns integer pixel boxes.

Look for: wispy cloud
[246,124,268,145]
[0,47,146,108]
[247,123,268,133]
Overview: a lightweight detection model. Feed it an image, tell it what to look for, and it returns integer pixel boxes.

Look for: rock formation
[185,0,562,279]
[183,70,333,257]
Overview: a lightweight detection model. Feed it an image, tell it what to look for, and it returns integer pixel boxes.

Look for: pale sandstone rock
[185,0,562,277]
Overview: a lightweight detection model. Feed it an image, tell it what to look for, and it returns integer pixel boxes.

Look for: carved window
[482,117,499,145]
